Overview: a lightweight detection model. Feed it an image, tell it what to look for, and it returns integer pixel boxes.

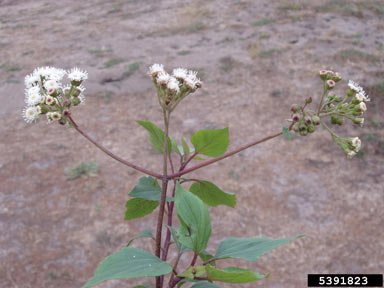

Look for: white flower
[44,79,60,90]
[33,67,66,81]
[347,150,356,159]
[25,90,42,106]
[23,106,39,123]
[351,137,361,151]
[184,70,202,90]
[356,91,370,102]
[359,102,367,112]
[51,112,61,121]
[68,67,88,82]
[24,73,40,88]
[149,64,164,77]
[156,72,171,85]
[348,80,363,92]
[45,96,55,105]
[166,77,180,93]
[173,68,188,80]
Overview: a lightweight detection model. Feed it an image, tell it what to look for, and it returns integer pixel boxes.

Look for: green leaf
[190,128,229,157]
[177,266,206,279]
[181,137,190,162]
[199,251,216,267]
[283,126,293,140]
[137,120,172,153]
[167,225,191,253]
[83,247,172,288]
[129,177,162,201]
[170,136,182,155]
[124,198,159,220]
[127,229,154,246]
[175,183,211,253]
[191,282,222,288]
[206,266,266,283]
[214,235,302,261]
[190,181,236,208]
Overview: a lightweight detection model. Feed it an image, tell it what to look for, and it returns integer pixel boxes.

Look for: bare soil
[0,0,383,287]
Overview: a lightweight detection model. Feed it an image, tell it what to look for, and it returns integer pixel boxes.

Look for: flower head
[68,67,88,82]
[44,79,60,91]
[348,80,363,92]
[166,77,180,93]
[156,72,171,85]
[149,64,164,77]
[24,73,40,88]
[184,70,202,90]
[23,106,39,123]
[173,68,188,80]
[25,86,43,106]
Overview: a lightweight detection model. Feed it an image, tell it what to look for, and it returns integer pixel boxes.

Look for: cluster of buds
[23,67,88,125]
[148,64,202,111]
[332,135,362,159]
[290,97,320,136]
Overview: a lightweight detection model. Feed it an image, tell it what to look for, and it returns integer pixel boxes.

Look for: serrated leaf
[190,128,229,157]
[181,137,190,162]
[206,266,266,283]
[124,198,159,220]
[137,120,172,153]
[175,183,211,253]
[83,247,172,288]
[191,282,222,288]
[214,235,302,261]
[190,181,236,208]
[127,229,154,246]
[283,126,293,141]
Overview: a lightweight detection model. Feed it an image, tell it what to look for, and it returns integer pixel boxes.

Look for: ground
[0,0,383,287]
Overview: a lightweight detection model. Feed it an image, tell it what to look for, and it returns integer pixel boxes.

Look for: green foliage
[129,177,162,201]
[124,198,159,220]
[102,57,126,68]
[181,137,191,162]
[167,225,191,252]
[214,235,302,261]
[191,282,221,288]
[127,229,154,246]
[124,62,141,78]
[283,126,294,141]
[190,180,236,208]
[65,161,99,180]
[191,128,229,157]
[137,120,172,153]
[206,266,266,283]
[83,247,172,288]
[251,18,273,26]
[175,183,211,253]
[177,266,206,279]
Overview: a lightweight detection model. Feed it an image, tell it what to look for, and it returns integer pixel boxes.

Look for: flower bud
[305,97,312,104]
[72,87,82,97]
[299,123,307,131]
[352,118,364,127]
[290,104,301,113]
[300,129,308,136]
[332,72,342,82]
[72,97,80,106]
[307,124,315,133]
[334,96,342,103]
[326,80,336,89]
[312,116,320,125]
[63,110,70,117]
[46,96,55,105]
[51,112,61,121]
[293,123,300,132]
[331,115,338,125]
[337,117,344,126]
[59,118,67,125]
[346,89,354,98]
[305,115,312,125]
[47,88,57,96]
[319,70,328,80]
[292,114,301,122]
[355,102,367,113]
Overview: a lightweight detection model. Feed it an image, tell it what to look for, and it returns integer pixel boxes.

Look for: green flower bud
[312,116,320,125]
[292,114,301,122]
[307,124,315,133]
[334,96,342,103]
[305,115,312,125]
[71,80,82,87]
[319,70,328,80]
[326,80,336,89]
[72,87,82,97]
[290,104,302,113]
[305,97,312,104]
[299,123,307,131]
[293,123,300,132]
[300,130,308,136]
[72,97,80,106]
[336,117,344,126]
[352,118,364,127]
[346,89,354,98]
[331,115,339,125]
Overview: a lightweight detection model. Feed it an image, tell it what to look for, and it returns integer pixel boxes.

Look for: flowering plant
[22,64,369,288]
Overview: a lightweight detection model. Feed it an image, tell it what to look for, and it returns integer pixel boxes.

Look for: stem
[67,115,162,179]
[156,110,170,288]
[317,81,328,115]
[189,252,198,267]
[168,252,182,286]
[168,131,283,179]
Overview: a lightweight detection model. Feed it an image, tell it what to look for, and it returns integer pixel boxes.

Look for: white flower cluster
[348,80,370,102]
[332,135,362,159]
[23,66,87,124]
[149,64,202,110]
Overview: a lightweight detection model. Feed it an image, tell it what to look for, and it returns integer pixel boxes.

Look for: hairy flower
[68,67,88,82]
[25,86,42,106]
[166,77,180,93]
[156,72,171,85]
[172,68,188,80]
[184,70,202,90]
[23,106,39,123]
[44,79,60,90]
[348,80,363,92]
[149,64,164,77]
[350,137,361,152]
[24,73,40,88]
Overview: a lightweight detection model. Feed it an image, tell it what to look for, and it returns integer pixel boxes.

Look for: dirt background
[0,0,383,287]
